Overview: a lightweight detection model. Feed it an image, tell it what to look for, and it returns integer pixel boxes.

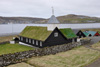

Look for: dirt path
[85,58,100,67]
[7,62,34,67]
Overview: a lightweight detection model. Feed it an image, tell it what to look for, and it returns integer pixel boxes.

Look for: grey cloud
[0,0,100,18]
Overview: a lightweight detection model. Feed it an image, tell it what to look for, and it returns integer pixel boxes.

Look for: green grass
[27,46,100,67]
[81,28,100,32]
[92,42,100,50]
[0,43,34,55]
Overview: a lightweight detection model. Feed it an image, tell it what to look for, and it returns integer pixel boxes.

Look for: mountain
[0,14,100,24]
[57,14,100,23]
[0,17,46,24]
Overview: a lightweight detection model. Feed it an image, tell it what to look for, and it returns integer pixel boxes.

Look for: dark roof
[20,26,76,41]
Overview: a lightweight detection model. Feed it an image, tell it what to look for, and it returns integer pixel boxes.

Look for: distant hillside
[0,14,100,24]
[0,17,46,24]
[57,14,100,23]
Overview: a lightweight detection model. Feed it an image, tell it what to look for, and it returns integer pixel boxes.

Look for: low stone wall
[0,41,9,45]
[0,40,90,67]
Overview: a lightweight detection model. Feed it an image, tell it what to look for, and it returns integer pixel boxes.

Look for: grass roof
[60,28,77,38]
[20,26,52,41]
[20,26,77,41]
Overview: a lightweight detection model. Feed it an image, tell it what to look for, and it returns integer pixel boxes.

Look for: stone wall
[0,40,90,67]
[0,41,9,45]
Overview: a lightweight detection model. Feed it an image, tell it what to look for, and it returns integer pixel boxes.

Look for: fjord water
[0,23,100,36]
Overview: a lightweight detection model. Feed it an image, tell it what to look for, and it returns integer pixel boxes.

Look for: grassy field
[27,46,100,67]
[92,42,100,50]
[0,35,17,43]
[81,28,100,32]
[0,43,34,55]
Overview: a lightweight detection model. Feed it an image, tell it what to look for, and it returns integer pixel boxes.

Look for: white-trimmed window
[40,42,42,47]
[36,41,38,45]
[19,37,21,40]
[26,38,28,42]
[72,39,74,42]
[54,32,58,37]
[21,37,23,41]
[33,40,34,44]
[29,39,31,43]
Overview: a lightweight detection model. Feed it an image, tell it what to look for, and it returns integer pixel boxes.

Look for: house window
[36,41,38,45]
[54,32,58,37]
[21,37,23,41]
[79,32,81,35]
[19,37,21,40]
[33,40,34,44]
[40,42,42,47]
[72,39,74,42]
[81,36,83,38]
[29,39,31,43]
[26,38,28,42]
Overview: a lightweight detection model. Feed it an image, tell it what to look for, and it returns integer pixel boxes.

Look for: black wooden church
[19,15,77,48]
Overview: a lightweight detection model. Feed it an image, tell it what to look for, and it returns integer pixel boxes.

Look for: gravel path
[85,58,100,67]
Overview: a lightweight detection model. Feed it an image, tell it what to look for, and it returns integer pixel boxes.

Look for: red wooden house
[94,32,100,36]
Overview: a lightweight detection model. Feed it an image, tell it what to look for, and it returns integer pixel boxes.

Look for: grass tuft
[0,43,34,55]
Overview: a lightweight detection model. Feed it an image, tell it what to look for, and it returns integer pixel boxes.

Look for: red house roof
[94,32,100,36]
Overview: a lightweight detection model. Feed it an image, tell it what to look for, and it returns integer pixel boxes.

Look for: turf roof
[20,26,52,41]
[20,26,77,41]
[59,28,77,38]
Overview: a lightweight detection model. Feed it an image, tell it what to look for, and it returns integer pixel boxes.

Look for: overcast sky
[0,0,100,18]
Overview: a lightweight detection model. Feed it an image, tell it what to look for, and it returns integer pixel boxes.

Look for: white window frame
[19,37,21,40]
[29,39,31,43]
[36,41,38,45]
[72,39,74,42]
[21,37,23,41]
[40,42,42,47]
[26,38,28,42]
[33,40,34,44]
[54,32,58,37]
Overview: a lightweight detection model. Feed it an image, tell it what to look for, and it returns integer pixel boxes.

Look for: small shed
[14,37,19,43]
